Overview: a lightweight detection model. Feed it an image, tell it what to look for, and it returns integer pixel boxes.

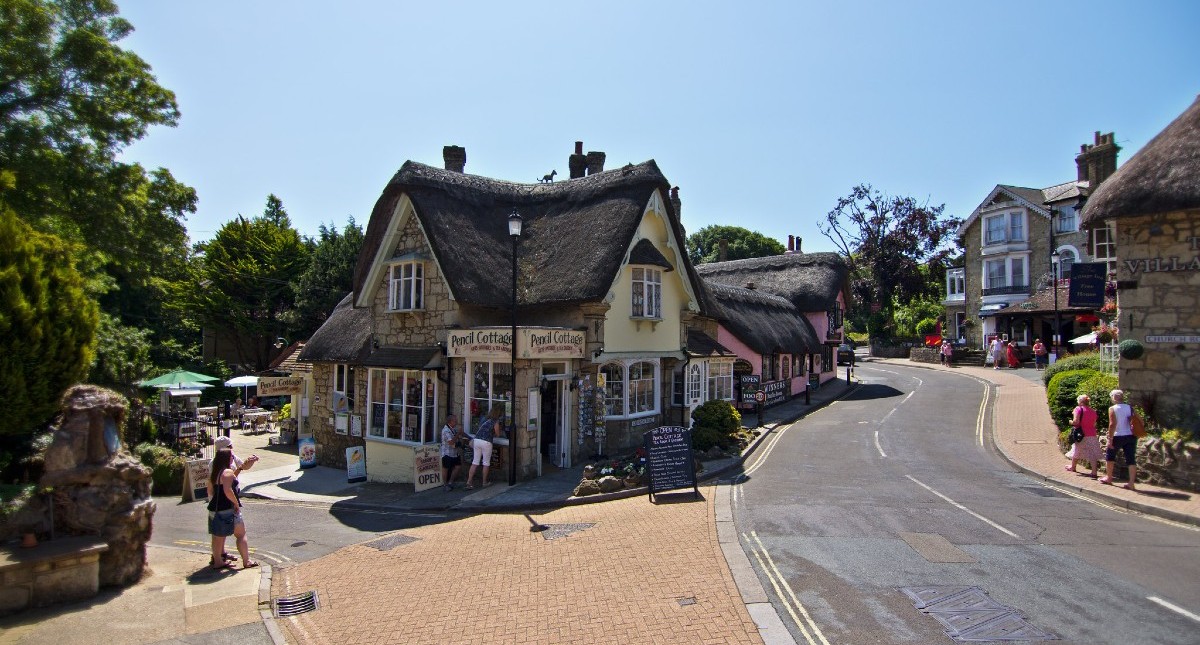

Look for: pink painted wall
[715,324,805,396]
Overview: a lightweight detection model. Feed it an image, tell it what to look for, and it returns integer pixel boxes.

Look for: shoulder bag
[1131,412,1146,438]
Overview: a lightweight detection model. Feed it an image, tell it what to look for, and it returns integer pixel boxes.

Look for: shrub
[1078,373,1120,434]
[1118,339,1145,359]
[691,400,741,452]
[1043,351,1101,385]
[1046,369,1099,431]
[915,318,938,336]
[133,442,186,495]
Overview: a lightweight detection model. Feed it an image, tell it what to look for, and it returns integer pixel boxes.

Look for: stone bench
[0,536,108,616]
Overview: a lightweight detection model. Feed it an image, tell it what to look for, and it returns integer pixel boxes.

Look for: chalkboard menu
[643,426,699,501]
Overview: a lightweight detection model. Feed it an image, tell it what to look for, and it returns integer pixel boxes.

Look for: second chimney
[585,150,606,175]
[787,235,794,252]
[443,145,466,172]
[718,239,728,262]
[670,186,681,218]
[569,141,587,179]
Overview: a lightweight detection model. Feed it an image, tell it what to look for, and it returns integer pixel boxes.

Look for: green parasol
[138,369,221,388]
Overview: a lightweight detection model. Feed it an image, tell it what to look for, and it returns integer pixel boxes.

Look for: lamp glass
[508,209,523,237]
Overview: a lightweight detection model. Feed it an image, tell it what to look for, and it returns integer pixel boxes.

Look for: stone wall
[1137,437,1200,492]
[1113,209,1200,434]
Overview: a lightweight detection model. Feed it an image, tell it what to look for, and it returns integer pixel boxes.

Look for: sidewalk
[871,356,1200,528]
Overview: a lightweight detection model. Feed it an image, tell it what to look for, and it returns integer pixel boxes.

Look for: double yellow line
[741,530,830,645]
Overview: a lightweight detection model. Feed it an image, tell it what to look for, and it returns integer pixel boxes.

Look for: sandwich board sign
[643,426,699,502]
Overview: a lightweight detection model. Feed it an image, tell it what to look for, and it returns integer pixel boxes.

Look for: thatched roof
[353,160,705,310]
[1083,95,1200,224]
[704,281,820,355]
[694,252,848,313]
[298,294,372,363]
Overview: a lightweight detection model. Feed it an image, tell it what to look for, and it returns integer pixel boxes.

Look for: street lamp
[1051,250,1061,359]
[508,208,523,486]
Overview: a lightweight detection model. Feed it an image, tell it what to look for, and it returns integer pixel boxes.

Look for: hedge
[133,443,185,496]
[1046,369,1100,432]
[1043,351,1101,386]
[691,400,741,452]
[1077,373,1120,434]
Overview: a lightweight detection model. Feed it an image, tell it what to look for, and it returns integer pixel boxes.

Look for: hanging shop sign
[1068,262,1106,308]
[519,328,585,359]
[259,376,304,396]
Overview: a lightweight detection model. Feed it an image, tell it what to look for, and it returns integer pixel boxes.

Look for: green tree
[178,195,310,371]
[0,201,99,437]
[88,312,154,399]
[0,0,194,332]
[686,225,785,265]
[289,217,364,338]
[819,185,960,337]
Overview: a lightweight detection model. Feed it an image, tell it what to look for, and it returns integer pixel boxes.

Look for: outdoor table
[241,410,274,432]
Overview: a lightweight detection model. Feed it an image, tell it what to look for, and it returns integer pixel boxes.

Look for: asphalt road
[731,360,1200,645]
[150,495,465,568]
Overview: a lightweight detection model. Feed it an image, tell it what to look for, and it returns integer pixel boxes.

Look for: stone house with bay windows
[298,144,735,483]
[947,132,1118,350]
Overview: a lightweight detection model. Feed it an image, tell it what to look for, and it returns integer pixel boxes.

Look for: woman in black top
[206,449,258,570]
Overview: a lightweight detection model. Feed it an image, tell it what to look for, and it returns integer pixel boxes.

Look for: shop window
[601,359,660,418]
[707,361,733,401]
[388,261,424,311]
[467,361,512,434]
[367,368,437,444]
[631,267,662,319]
[332,364,354,431]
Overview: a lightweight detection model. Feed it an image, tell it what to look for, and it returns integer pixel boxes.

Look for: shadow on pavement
[842,383,905,401]
[649,490,707,505]
[1138,489,1192,501]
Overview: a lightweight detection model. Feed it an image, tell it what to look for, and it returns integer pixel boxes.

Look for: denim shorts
[208,509,238,537]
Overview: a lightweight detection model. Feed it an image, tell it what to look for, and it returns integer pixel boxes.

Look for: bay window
[601,359,660,418]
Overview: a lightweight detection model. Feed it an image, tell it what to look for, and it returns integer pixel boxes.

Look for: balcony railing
[982,283,1030,297]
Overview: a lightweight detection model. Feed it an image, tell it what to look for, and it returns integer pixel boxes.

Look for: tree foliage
[177,195,310,371]
[0,202,98,436]
[288,217,364,339]
[687,225,785,265]
[819,185,960,337]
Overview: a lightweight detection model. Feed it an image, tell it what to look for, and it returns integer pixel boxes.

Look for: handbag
[1068,426,1084,444]
[1131,412,1146,438]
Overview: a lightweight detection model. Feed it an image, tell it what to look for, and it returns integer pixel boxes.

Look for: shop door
[540,376,570,469]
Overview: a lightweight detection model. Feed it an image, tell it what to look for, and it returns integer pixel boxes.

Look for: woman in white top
[1100,389,1139,490]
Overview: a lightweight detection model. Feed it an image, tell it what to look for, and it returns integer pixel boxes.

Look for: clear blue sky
[118,1,1200,253]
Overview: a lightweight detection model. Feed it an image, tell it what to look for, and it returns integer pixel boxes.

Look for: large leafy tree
[819,184,960,337]
[0,200,98,437]
[179,195,310,371]
[687,225,785,265]
[288,217,364,339]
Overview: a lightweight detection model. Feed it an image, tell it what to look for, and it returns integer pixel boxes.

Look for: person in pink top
[1065,394,1102,477]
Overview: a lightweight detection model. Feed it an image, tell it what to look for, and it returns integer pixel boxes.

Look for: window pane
[387,371,403,439]
[630,361,655,413]
[369,369,386,437]
[602,363,624,417]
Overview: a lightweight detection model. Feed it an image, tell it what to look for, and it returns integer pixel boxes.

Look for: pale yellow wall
[365,440,417,483]
[602,200,695,352]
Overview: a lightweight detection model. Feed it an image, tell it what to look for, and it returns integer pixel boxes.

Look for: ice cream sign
[446,327,584,359]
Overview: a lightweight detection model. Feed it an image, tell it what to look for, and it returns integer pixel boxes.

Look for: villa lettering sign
[518,328,585,359]
[1122,256,1200,274]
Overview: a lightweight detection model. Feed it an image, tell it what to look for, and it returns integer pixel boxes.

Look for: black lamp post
[508,208,523,486]
[1051,250,1061,358]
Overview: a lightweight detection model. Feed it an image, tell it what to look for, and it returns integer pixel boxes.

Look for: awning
[978,303,1009,317]
[361,346,445,370]
[686,330,737,358]
[1069,332,1098,345]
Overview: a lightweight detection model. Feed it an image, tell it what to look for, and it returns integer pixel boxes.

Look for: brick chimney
[569,141,587,179]
[795,236,802,252]
[787,235,794,253]
[585,150,606,175]
[1075,131,1120,187]
[670,186,681,218]
[442,145,466,172]
[718,239,728,262]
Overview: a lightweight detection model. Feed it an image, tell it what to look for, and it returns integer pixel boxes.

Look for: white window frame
[465,360,512,434]
[388,261,424,311]
[707,360,734,401]
[1009,212,1024,242]
[1009,257,1026,289]
[946,268,965,299]
[985,259,1007,290]
[1092,222,1117,275]
[1055,246,1078,280]
[685,363,702,405]
[983,211,1024,245]
[631,267,662,319]
[600,358,661,419]
[366,368,438,445]
[1055,207,1077,234]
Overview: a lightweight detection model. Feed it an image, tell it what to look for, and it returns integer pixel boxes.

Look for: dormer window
[631,267,662,319]
[388,261,424,311]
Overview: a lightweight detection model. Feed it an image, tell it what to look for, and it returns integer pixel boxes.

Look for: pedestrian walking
[1006,341,1020,369]
[1100,389,1141,490]
[1065,395,1102,477]
[988,336,1004,369]
[205,448,258,570]
[940,338,953,366]
[464,407,504,490]
[1033,338,1048,371]
[211,436,257,562]
[440,415,466,490]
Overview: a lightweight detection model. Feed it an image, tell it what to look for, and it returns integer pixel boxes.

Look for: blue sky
[118,1,1200,253]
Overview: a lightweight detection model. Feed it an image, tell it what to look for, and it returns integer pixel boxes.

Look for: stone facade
[1112,209,1200,433]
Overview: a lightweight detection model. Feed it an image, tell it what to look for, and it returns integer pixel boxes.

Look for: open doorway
[539,364,570,472]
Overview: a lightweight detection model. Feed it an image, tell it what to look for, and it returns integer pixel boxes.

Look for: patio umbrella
[139,369,220,388]
[225,375,259,402]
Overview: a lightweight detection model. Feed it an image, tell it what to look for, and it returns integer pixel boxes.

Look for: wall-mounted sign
[1068,262,1106,308]
[519,328,585,359]
[259,376,304,396]
[1123,256,1200,274]
[1145,335,1200,343]
[762,380,788,406]
[446,328,512,359]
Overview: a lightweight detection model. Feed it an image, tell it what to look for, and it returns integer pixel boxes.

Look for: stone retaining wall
[1058,435,1200,493]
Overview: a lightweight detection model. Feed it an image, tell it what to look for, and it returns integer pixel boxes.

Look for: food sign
[346,446,367,483]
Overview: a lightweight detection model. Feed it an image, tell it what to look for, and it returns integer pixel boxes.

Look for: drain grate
[539,523,595,541]
[273,590,319,618]
[900,586,1057,641]
[364,534,418,551]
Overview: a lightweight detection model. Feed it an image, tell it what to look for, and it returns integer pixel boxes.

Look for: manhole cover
[273,590,319,618]
[900,586,1057,641]
[364,534,418,551]
[539,523,595,541]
